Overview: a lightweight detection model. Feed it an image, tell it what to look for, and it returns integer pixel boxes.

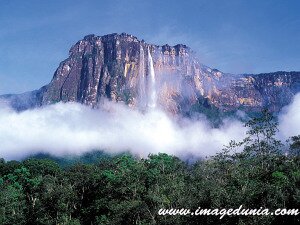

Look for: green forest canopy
[1,111,300,225]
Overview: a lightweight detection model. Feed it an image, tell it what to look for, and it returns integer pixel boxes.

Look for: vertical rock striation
[2,33,300,114]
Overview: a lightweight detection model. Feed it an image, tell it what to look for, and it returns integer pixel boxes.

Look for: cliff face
[41,33,210,113]
[3,33,300,113]
[205,71,300,112]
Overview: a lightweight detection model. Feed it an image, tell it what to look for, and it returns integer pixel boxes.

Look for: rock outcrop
[2,33,300,114]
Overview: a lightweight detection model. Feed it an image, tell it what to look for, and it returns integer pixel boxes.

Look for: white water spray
[138,46,147,110]
[147,47,157,108]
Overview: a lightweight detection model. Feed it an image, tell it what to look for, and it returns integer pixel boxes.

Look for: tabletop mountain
[2,33,300,115]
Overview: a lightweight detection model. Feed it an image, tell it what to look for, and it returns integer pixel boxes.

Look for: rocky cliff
[2,33,300,114]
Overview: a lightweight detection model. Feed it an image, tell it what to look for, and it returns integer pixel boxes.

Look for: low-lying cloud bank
[0,100,246,160]
[1,93,300,161]
[279,93,300,139]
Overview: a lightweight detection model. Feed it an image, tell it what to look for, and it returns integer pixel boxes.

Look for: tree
[289,135,300,157]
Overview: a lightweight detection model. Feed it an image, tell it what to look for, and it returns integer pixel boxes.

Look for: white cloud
[2,92,300,161]
[279,93,300,139]
[0,100,246,160]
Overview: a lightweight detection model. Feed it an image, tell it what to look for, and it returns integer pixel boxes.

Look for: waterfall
[138,45,157,110]
[138,46,147,110]
[147,47,157,108]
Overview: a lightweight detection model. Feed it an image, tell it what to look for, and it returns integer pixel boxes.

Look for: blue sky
[0,0,299,94]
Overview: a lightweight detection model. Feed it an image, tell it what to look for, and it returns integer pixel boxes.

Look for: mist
[0,100,246,160]
[1,92,300,161]
[279,93,300,139]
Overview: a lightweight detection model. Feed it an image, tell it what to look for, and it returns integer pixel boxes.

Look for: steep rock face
[204,71,300,112]
[41,33,219,113]
[2,33,300,114]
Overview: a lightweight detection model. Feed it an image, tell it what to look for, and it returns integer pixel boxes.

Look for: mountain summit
[2,33,300,114]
